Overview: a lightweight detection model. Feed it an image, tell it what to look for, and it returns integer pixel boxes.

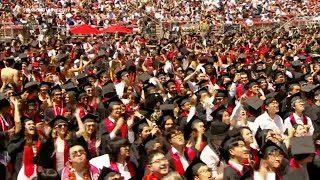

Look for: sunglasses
[56,123,67,128]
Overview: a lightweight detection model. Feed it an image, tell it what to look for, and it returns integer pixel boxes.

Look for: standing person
[61,137,100,180]
[144,150,170,180]
[0,95,15,134]
[44,85,67,120]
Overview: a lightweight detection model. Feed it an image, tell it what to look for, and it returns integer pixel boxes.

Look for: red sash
[289,158,301,170]
[104,118,127,138]
[227,162,243,176]
[110,161,135,178]
[143,173,160,180]
[0,115,12,132]
[289,114,308,125]
[169,147,195,175]
[23,141,41,178]
[181,111,189,117]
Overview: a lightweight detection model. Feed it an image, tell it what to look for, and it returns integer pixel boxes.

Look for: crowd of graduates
[1,4,320,179]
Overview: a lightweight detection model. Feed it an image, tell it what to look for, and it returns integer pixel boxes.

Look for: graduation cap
[26,99,36,106]
[131,118,149,134]
[301,84,319,93]
[163,79,176,88]
[96,70,107,78]
[255,126,269,148]
[82,113,98,123]
[50,85,62,95]
[244,96,264,110]
[291,60,303,67]
[103,95,122,109]
[39,81,53,89]
[102,81,116,98]
[138,72,152,84]
[216,89,228,98]
[211,106,227,120]
[19,53,28,61]
[183,158,207,180]
[76,89,87,100]
[125,60,136,73]
[0,94,10,107]
[194,86,209,97]
[139,105,154,120]
[258,140,285,158]
[256,77,267,84]
[115,69,128,79]
[157,105,175,127]
[288,92,303,106]
[247,79,259,88]
[176,95,190,108]
[184,117,204,140]
[76,74,88,87]
[143,83,156,94]
[67,136,90,158]
[175,55,185,61]
[144,93,163,107]
[57,53,68,62]
[98,167,120,180]
[273,71,284,79]
[204,121,230,140]
[49,115,68,128]
[265,92,281,105]
[24,81,39,91]
[290,136,315,155]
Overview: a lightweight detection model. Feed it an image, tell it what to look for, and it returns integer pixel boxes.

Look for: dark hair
[109,137,130,161]
[293,154,313,161]
[38,169,60,180]
[166,126,183,142]
[265,97,277,106]
[146,150,166,165]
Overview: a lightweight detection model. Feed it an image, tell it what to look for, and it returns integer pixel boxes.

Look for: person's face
[291,85,301,95]
[241,129,253,145]
[25,121,35,135]
[240,108,247,119]
[158,75,166,84]
[240,74,249,84]
[216,96,227,105]
[195,165,213,180]
[275,75,285,84]
[69,145,87,164]
[40,86,48,95]
[265,151,284,169]
[170,131,185,147]
[140,126,151,140]
[266,130,279,143]
[85,87,93,97]
[55,122,68,135]
[167,84,177,95]
[85,122,96,135]
[259,80,267,89]
[122,74,130,84]
[65,93,70,103]
[194,122,206,135]
[27,105,37,116]
[294,125,307,137]
[205,66,213,74]
[148,153,169,176]
[53,91,62,102]
[80,95,89,105]
[222,111,230,124]
[119,145,130,158]
[306,76,313,84]
[127,87,133,94]
[183,102,192,112]
[22,63,28,71]
[293,99,305,112]
[229,141,249,160]
[100,74,109,83]
[164,118,174,130]
[197,73,206,82]
[266,100,279,114]
[111,105,122,119]
[250,84,259,94]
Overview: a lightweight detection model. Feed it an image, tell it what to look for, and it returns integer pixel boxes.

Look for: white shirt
[284,113,314,135]
[115,81,125,98]
[200,145,224,178]
[116,162,132,180]
[171,147,189,171]
[228,160,243,172]
[254,112,285,134]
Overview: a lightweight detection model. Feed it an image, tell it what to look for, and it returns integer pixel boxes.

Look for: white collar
[171,146,184,156]
[228,160,243,172]
[108,116,116,123]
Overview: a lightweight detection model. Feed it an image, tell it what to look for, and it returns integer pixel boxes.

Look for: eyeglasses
[171,132,183,139]
[151,157,168,164]
[71,149,86,157]
[56,123,67,128]
[268,153,284,159]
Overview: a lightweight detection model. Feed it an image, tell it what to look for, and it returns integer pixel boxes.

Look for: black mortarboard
[194,86,209,97]
[67,136,90,159]
[211,106,227,120]
[24,81,39,91]
[283,166,308,180]
[76,89,87,100]
[49,115,68,128]
[103,95,122,109]
[115,69,128,79]
[132,118,149,134]
[6,57,14,65]
[245,96,264,110]
[39,81,53,88]
[288,92,302,105]
[180,47,190,55]
[138,72,152,84]
[26,99,36,106]
[143,83,156,94]
[102,81,116,98]
[258,140,284,158]
[21,116,34,124]
[301,84,319,93]
[82,113,98,123]
[98,167,120,180]
[216,89,228,98]
[256,77,267,84]
[0,94,9,107]
[57,53,68,62]
[184,158,207,180]
[139,105,154,120]
[157,104,175,127]
[291,60,303,67]
[76,74,88,87]
[163,79,176,88]
[125,60,136,73]
[175,55,185,61]
[273,71,284,79]
[247,79,258,88]
[255,126,269,148]
[50,85,62,95]
[184,117,204,140]
[19,53,28,61]
[204,121,230,140]
[63,82,78,94]
[176,95,190,107]
[291,136,315,155]
[96,70,107,77]
[144,93,163,107]
[265,92,281,105]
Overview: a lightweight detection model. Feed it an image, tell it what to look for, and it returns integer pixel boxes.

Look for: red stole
[77,105,94,118]
[0,114,12,132]
[181,111,189,117]
[227,162,244,176]
[110,161,135,178]
[52,104,66,117]
[289,158,301,170]
[243,147,260,170]
[103,117,127,138]
[143,172,160,180]
[236,84,245,99]
[23,141,41,178]
[289,113,308,125]
[169,147,196,175]
[54,140,68,169]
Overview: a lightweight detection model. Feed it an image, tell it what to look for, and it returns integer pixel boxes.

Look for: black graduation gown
[196,104,207,122]
[304,103,320,133]
[223,165,253,180]
[307,154,320,180]
[7,132,27,180]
